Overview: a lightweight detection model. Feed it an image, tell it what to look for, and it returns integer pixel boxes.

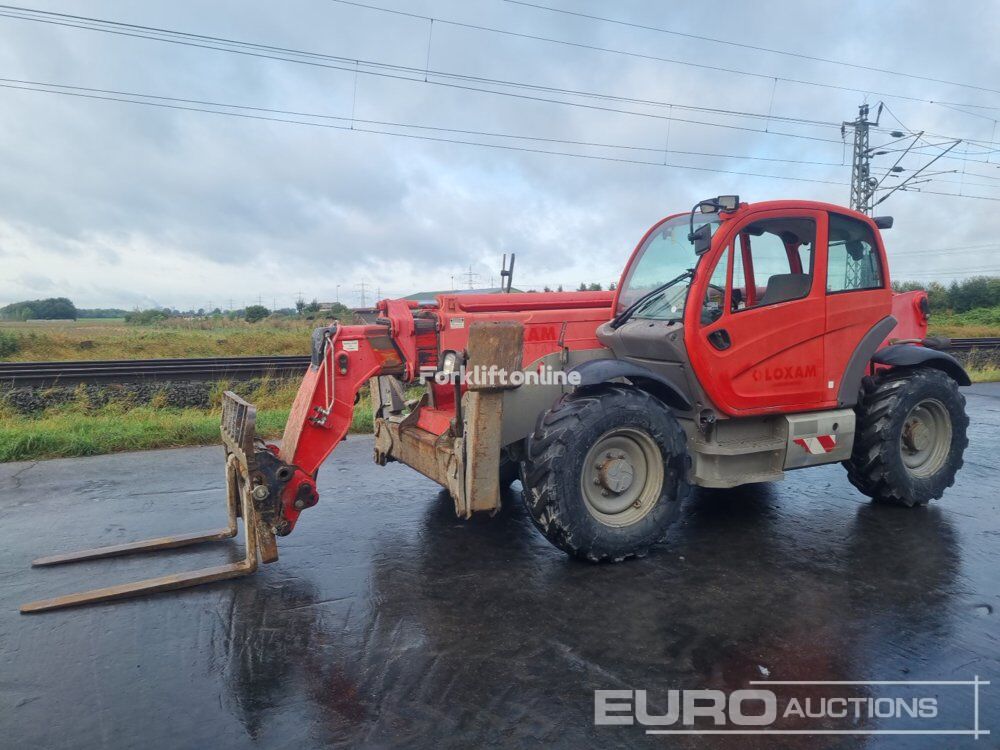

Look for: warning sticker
[451,317,466,329]
[341,340,359,351]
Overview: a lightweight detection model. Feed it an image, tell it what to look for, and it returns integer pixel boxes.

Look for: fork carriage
[21,393,277,613]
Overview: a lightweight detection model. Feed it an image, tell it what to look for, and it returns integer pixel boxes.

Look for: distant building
[400,287,522,306]
[351,288,522,323]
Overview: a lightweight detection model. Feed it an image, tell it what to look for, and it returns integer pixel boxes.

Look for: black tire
[845,368,968,507]
[520,385,689,561]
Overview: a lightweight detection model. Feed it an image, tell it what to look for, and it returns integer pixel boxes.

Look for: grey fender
[569,358,692,411]
[872,344,971,386]
[838,315,897,407]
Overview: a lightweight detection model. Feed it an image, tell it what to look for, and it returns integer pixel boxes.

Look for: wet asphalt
[1,385,998,749]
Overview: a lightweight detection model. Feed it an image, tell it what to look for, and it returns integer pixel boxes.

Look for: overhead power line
[2,4,996,207]
[504,0,1000,96]
[326,0,1000,115]
[890,267,1000,278]
[0,79,849,185]
[4,2,1000,163]
[0,6,856,149]
[889,187,1000,203]
[0,76,850,167]
[6,0,1000,135]
[886,243,1000,258]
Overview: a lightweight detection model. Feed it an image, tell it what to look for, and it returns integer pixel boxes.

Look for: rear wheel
[845,368,968,507]
[521,385,688,561]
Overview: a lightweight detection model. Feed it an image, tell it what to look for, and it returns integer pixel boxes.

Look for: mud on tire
[845,368,968,507]
[520,385,689,561]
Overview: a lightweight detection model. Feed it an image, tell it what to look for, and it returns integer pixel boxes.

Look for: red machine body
[273,200,932,534]
[22,197,964,615]
[274,291,614,532]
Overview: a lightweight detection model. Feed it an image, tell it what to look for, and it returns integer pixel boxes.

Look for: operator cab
[596,199,740,414]
[599,196,894,417]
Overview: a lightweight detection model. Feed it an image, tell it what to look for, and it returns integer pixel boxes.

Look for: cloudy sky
[0,0,998,310]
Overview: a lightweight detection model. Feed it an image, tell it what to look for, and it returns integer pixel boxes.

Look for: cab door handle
[708,329,732,350]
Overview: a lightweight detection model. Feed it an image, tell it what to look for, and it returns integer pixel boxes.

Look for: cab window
[827,213,883,292]
[732,218,816,310]
[700,244,730,325]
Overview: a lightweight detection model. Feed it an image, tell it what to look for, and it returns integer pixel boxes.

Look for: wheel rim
[900,398,952,478]
[580,427,664,527]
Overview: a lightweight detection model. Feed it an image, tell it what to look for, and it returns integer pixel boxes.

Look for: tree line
[893,277,1000,313]
[0,297,78,320]
[5,278,999,325]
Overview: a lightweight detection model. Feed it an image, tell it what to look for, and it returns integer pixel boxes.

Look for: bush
[0,330,19,357]
[950,307,1000,327]
[124,309,170,325]
[244,305,270,323]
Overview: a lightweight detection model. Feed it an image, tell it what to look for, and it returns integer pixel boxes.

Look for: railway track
[945,337,1000,352]
[0,355,311,387]
[0,337,997,388]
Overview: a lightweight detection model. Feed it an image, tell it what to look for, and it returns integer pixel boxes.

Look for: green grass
[969,368,1000,383]
[928,308,1000,338]
[0,317,314,361]
[0,379,375,462]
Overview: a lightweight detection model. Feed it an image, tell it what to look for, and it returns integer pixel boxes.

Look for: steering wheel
[699,283,726,324]
[709,282,747,313]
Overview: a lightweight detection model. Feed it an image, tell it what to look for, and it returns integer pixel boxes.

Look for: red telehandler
[21,197,970,613]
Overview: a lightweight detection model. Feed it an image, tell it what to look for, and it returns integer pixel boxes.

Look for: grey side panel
[594,319,717,417]
[872,344,972,386]
[569,358,692,411]
[679,416,787,488]
[679,408,857,488]
[499,349,613,446]
[837,315,897,408]
[783,409,855,469]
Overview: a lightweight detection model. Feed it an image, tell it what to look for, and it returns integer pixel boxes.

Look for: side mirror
[716,195,740,211]
[698,195,740,214]
[873,216,894,229]
[688,223,713,254]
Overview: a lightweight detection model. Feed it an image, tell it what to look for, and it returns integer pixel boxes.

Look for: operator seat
[757,273,811,306]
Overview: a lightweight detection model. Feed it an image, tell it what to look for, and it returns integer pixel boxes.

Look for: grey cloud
[0,0,996,307]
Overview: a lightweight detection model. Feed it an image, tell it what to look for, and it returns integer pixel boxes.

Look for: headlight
[440,350,459,375]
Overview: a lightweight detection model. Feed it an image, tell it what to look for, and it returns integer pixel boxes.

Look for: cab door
[689,208,829,415]
[823,212,894,405]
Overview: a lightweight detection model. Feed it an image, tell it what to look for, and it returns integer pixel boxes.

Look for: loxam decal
[525,325,558,342]
[794,435,837,454]
[752,364,818,382]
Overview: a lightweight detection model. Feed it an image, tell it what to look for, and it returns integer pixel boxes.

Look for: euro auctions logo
[595,677,990,738]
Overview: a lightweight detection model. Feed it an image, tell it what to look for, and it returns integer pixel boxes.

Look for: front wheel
[521,386,689,561]
[845,368,968,507]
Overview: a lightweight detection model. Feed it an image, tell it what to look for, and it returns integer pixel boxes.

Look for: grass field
[1,311,998,462]
[928,309,1000,338]
[0,306,997,363]
[0,379,375,462]
[0,317,312,361]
